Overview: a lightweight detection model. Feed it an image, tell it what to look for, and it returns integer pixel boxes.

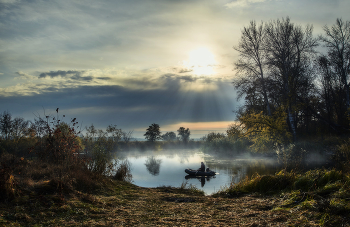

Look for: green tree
[177,127,190,143]
[144,123,161,142]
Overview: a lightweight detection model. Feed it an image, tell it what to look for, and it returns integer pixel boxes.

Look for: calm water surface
[118,149,283,195]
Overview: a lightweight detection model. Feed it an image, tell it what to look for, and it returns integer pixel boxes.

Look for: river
[117,148,287,195]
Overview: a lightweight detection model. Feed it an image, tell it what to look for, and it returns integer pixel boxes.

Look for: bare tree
[11,117,30,140]
[264,17,318,140]
[234,20,271,116]
[0,111,12,139]
[320,18,350,109]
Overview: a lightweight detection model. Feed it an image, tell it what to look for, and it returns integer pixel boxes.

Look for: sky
[0,0,349,139]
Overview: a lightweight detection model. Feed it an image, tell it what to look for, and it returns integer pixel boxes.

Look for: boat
[185,168,216,176]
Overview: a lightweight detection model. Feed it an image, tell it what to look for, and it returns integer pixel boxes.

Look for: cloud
[161,74,198,83]
[15,71,36,80]
[37,69,114,83]
[38,70,84,79]
[0,0,19,3]
[225,0,269,8]
[178,68,193,73]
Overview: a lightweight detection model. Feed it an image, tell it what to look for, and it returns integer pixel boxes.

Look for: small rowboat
[185,168,216,176]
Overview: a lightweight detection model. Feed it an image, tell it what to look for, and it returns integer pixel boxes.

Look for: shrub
[83,125,118,176]
[113,160,132,182]
[0,153,18,201]
[224,170,296,195]
[276,144,307,170]
[32,116,84,167]
[334,138,350,173]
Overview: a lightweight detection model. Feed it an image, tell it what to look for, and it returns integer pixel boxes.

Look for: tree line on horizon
[232,17,350,149]
[144,123,191,143]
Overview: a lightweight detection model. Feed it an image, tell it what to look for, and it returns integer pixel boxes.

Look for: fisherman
[200,162,205,172]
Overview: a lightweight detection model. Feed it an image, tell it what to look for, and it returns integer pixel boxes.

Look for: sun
[183,47,216,75]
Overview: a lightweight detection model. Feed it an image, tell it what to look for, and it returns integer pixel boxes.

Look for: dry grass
[1,177,349,226]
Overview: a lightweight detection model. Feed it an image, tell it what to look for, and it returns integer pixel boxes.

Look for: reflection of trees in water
[145,156,162,176]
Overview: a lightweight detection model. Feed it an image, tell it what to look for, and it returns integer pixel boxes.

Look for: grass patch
[214,168,350,226]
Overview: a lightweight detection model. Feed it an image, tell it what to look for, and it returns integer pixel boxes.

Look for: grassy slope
[1,175,349,227]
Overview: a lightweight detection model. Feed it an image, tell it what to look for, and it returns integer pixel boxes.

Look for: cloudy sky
[0,0,348,138]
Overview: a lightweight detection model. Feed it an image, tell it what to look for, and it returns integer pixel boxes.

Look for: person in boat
[199,162,205,172]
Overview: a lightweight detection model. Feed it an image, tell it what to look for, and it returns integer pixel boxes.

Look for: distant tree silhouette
[144,123,161,142]
[177,127,190,143]
[0,111,12,139]
[161,131,177,141]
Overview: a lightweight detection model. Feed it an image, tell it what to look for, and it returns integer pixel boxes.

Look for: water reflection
[185,175,216,187]
[145,156,162,176]
[120,149,329,195]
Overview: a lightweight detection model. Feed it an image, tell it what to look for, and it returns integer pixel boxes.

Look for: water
[117,149,284,195]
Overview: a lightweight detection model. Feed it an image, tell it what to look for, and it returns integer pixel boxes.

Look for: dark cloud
[161,73,198,83]
[38,70,108,82]
[71,74,93,81]
[179,75,197,82]
[96,77,112,80]
[38,70,84,79]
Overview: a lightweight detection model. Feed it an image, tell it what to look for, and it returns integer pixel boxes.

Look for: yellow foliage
[226,123,244,140]
[239,108,292,152]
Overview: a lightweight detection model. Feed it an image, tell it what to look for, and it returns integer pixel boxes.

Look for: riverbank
[1,177,349,226]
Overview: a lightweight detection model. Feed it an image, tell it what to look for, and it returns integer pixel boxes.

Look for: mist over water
[117,149,289,195]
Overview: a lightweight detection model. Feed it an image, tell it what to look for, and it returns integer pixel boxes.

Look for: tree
[11,117,30,140]
[233,20,271,116]
[106,124,123,143]
[161,132,177,141]
[320,18,350,109]
[144,123,161,142]
[239,108,292,152]
[0,111,12,139]
[233,18,319,141]
[177,127,190,143]
[264,17,318,140]
[316,55,346,131]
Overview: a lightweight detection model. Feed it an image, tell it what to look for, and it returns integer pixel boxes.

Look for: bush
[83,125,118,176]
[229,170,296,194]
[276,144,307,170]
[114,160,132,182]
[292,169,343,192]
[334,138,350,173]
[32,116,84,167]
[0,153,19,201]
